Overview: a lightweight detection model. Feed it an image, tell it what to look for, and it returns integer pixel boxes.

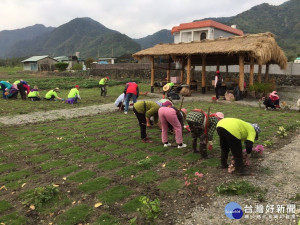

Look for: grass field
[0,96,299,224]
[0,69,300,224]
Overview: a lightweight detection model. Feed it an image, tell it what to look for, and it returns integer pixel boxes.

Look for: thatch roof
[133,32,287,69]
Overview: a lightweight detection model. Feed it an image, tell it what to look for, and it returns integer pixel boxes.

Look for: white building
[294,57,300,63]
[171,20,244,43]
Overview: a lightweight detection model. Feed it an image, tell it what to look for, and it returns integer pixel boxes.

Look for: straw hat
[163,84,170,92]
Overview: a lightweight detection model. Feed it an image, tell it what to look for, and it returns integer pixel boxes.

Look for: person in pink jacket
[158,102,187,148]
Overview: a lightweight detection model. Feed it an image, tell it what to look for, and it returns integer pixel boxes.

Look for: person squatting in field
[186,109,224,158]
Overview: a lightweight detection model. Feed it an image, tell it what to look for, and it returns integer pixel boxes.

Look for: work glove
[208,141,213,151]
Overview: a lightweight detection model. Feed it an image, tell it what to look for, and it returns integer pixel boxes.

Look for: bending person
[45,88,63,101]
[216,118,261,175]
[66,85,81,104]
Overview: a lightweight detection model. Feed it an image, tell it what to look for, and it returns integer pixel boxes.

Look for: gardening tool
[179,96,185,110]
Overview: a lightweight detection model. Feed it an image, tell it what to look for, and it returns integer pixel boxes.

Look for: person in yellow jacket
[216,118,261,175]
[99,76,109,97]
[45,88,63,101]
[28,86,41,101]
[66,85,81,104]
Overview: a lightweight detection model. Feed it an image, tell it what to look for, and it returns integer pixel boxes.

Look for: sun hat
[161,100,172,107]
[215,112,224,119]
[181,108,187,115]
[54,87,60,92]
[251,123,261,140]
[163,84,170,92]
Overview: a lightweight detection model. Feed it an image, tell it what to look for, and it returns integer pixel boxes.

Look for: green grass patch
[68,170,96,182]
[55,204,92,225]
[201,158,220,167]
[103,143,120,151]
[98,185,132,205]
[183,153,201,162]
[0,212,27,225]
[19,149,40,156]
[166,161,181,171]
[78,177,111,194]
[98,160,123,170]
[40,160,67,171]
[122,196,143,213]
[158,178,183,193]
[71,150,96,160]
[93,213,120,225]
[117,165,141,177]
[0,200,13,213]
[148,146,168,153]
[84,154,110,163]
[50,165,80,176]
[165,148,184,156]
[0,163,17,173]
[29,154,51,163]
[289,193,300,201]
[0,170,30,182]
[185,167,207,175]
[89,140,109,148]
[113,148,133,155]
[112,136,128,142]
[60,146,82,155]
[134,171,159,184]
[216,180,260,196]
[37,194,71,214]
[50,141,73,150]
[127,151,148,160]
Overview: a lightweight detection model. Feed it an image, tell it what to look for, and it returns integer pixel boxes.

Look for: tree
[85,57,95,69]
[55,62,68,71]
[72,63,83,70]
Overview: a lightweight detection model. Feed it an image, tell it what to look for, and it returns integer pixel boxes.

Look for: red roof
[171,20,244,36]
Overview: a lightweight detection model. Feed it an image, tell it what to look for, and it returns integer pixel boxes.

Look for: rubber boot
[199,143,208,159]
[192,139,199,153]
[234,157,250,176]
[221,151,229,168]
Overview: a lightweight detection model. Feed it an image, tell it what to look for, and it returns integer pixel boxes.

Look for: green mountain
[134,29,173,49]
[6,17,141,59]
[0,24,54,58]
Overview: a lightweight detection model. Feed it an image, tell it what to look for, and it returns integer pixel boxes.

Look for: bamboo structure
[239,54,245,92]
[202,55,206,94]
[258,64,262,83]
[249,57,254,86]
[150,57,154,93]
[265,64,270,82]
[186,56,191,85]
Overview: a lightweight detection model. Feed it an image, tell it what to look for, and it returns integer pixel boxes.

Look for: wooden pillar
[239,54,245,92]
[226,64,229,76]
[249,57,254,87]
[150,56,155,93]
[180,60,185,83]
[265,64,269,82]
[258,64,262,83]
[201,55,206,94]
[186,56,191,85]
[216,60,220,71]
[167,60,171,82]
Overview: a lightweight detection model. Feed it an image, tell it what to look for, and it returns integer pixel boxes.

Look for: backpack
[167,91,180,100]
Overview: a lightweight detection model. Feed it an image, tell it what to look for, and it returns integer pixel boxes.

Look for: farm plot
[0,101,299,224]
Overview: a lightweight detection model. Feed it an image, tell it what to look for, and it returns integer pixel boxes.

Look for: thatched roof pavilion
[133,32,287,93]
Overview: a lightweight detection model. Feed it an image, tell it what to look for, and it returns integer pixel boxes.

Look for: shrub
[138,196,161,223]
[72,63,83,71]
[55,62,69,71]
[20,185,59,209]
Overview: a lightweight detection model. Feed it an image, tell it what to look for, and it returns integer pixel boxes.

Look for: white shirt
[114,93,125,107]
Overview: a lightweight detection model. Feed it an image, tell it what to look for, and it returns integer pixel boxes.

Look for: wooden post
[249,57,254,87]
[226,64,229,76]
[180,60,185,83]
[239,54,245,92]
[201,55,206,94]
[216,60,220,71]
[167,60,171,82]
[258,64,262,83]
[265,64,269,82]
[186,56,191,85]
[150,56,155,93]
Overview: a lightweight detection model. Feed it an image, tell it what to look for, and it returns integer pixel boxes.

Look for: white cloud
[0,0,288,38]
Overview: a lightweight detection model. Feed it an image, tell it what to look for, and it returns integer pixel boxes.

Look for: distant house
[294,57,300,63]
[171,20,244,43]
[21,55,58,71]
[54,55,81,70]
[97,57,117,64]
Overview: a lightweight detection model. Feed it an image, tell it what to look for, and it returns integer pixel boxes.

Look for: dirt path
[0,93,297,126]
[177,133,300,225]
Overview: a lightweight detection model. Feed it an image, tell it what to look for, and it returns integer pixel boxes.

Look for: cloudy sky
[0,0,288,38]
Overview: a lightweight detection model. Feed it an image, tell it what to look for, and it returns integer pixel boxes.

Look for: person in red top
[263,91,280,109]
[124,82,139,114]
[17,81,30,100]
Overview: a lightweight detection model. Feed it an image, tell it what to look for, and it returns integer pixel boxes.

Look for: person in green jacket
[99,76,109,97]
[133,101,159,143]
[45,88,63,101]
[28,86,41,101]
[216,118,261,175]
[66,85,81,104]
